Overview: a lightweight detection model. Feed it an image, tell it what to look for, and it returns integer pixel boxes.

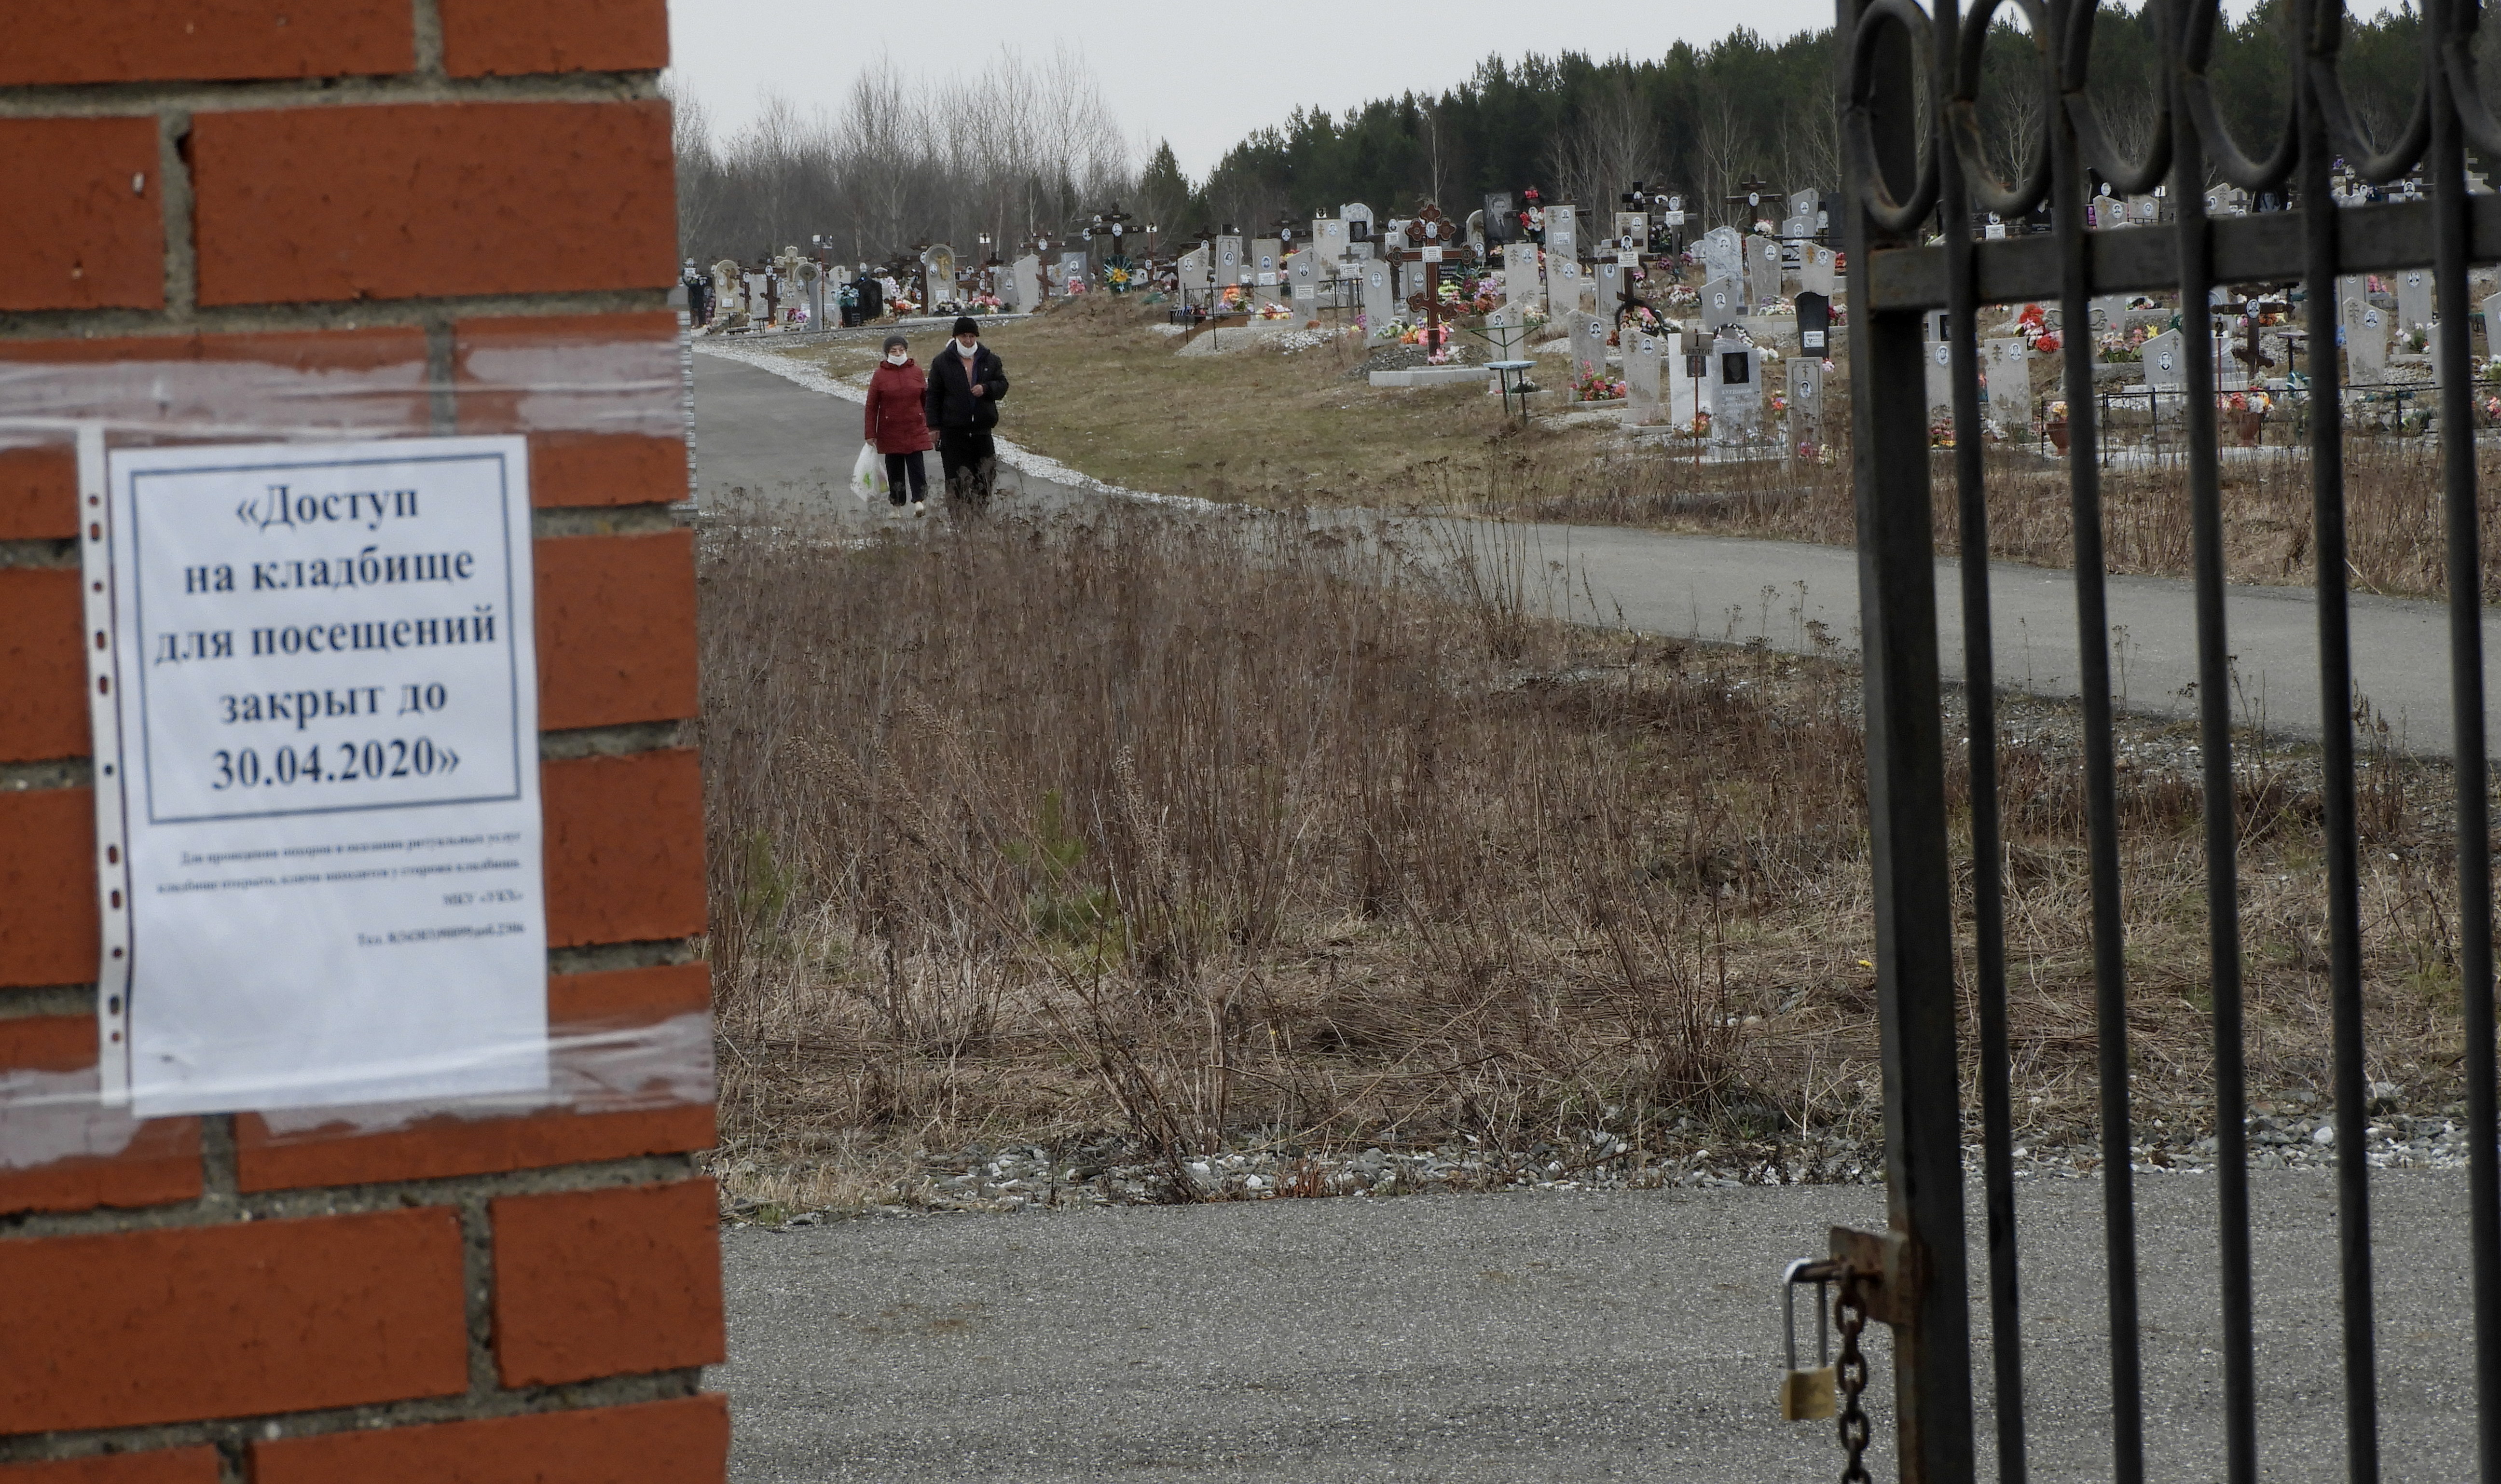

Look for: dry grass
[698,499,2482,1207]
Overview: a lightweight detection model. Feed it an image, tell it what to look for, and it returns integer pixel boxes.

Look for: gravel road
[721,1172,2481,1483]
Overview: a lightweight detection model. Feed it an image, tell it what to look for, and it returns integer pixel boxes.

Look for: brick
[491,1180,724,1386]
[0,445,77,542]
[0,1,411,86]
[251,1395,728,1484]
[544,750,706,948]
[0,1017,202,1218]
[0,1448,220,1484]
[231,963,712,1192]
[547,960,711,1023]
[192,103,677,306]
[0,1208,467,1432]
[537,532,699,730]
[452,313,687,509]
[440,0,668,78]
[0,789,98,988]
[0,568,89,764]
[0,119,163,312]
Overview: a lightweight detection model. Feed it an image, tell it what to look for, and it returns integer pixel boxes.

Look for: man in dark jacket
[925,316,1009,510]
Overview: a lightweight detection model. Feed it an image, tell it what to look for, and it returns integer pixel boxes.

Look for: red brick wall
[0,2,720,1477]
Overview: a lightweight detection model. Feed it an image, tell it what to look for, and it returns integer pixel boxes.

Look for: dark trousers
[936,428,998,508]
[883,450,927,505]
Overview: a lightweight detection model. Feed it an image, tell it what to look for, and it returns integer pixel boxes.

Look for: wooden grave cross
[1401,203,1453,355]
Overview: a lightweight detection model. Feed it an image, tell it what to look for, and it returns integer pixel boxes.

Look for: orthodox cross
[1726,176,1773,226]
[1400,203,1453,351]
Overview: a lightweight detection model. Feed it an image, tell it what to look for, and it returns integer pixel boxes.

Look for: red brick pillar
[0,4,724,1479]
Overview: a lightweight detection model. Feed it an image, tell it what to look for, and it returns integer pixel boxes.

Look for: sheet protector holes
[89,522,101,539]
[111,948,124,960]
[88,494,99,506]
[108,997,121,1013]
[95,631,107,650]
[107,845,119,864]
[109,891,121,909]
[96,676,109,695]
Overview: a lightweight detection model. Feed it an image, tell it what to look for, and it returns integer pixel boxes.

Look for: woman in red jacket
[864,332,934,517]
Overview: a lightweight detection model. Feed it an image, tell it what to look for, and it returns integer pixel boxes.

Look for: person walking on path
[864,332,933,517]
[925,316,1009,511]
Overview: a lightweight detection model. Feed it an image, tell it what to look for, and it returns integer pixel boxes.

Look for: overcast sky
[666,0,1840,177]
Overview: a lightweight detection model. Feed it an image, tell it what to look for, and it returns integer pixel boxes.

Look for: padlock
[1780,1258,1838,1421]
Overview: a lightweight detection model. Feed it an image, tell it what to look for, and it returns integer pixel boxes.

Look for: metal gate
[1837,0,2501,1480]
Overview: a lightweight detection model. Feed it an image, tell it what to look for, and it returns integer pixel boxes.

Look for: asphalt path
[695,347,2501,757]
[721,1172,2482,1482]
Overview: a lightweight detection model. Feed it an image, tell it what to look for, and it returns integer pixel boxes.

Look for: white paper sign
[100,436,547,1116]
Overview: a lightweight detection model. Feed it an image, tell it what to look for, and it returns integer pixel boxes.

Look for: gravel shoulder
[721,1171,2480,1483]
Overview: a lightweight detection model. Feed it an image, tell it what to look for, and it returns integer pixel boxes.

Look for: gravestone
[922,244,958,307]
[1546,204,1579,262]
[1341,203,1375,246]
[1360,259,1398,334]
[2484,290,2501,352]
[1481,304,1528,361]
[1710,334,1764,446]
[1288,248,1320,323]
[1786,356,1827,456]
[1782,213,1813,242]
[1748,234,1784,305]
[1551,257,1587,315]
[1613,211,1649,253]
[2346,301,2390,382]
[1058,251,1089,295]
[1250,238,1283,303]
[2396,267,2433,331]
[1924,338,1954,417]
[1626,331,1667,425]
[1800,244,1840,298]
[2141,328,2185,390]
[1315,216,1347,261]
[1666,334,1706,427]
[1702,275,1744,334]
[1178,245,1211,290]
[2089,293,2129,334]
[1789,188,1820,231]
[1983,338,2031,433]
[1503,242,1544,312]
[1010,253,1043,310]
[1796,291,1832,356]
[1568,312,1612,397]
[1700,226,1746,296]
[1216,234,1246,288]
[1594,259,1626,314]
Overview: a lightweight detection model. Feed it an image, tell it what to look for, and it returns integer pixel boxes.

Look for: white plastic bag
[852,443,886,502]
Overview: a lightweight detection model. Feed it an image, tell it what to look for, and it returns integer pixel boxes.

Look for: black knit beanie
[951,316,980,338]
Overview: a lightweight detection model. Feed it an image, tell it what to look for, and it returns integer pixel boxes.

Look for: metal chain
[1835,1271,1873,1484]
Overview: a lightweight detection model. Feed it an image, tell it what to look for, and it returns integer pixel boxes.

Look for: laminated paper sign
[91,436,546,1116]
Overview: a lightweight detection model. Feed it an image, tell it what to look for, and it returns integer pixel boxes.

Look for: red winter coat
[864,359,934,454]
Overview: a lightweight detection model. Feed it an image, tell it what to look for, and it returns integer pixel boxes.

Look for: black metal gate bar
[1841,0,2501,1479]
[1938,0,2030,1471]
[2435,1,2501,1472]
[1840,3,1979,1480]
[2165,0,2263,1475]
[2049,4,2149,1475]
[2298,13,2385,1474]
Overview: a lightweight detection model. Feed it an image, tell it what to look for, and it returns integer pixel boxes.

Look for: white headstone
[1216,234,1246,289]
[1924,339,1954,417]
[1057,252,1089,295]
[1545,205,1579,263]
[1177,245,1211,290]
[2484,290,2501,354]
[2347,302,2389,382]
[1009,254,1043,310]
[1594,259,1626,313]
[1983,338,2031,432]
[1700,226,1745,295]
[1568,312,1612,398]
[1360,259,1398,336]
[2396,267,2433,332]
[1626,331,1667,425]
[1710,334,1764,446]
[1786,356,1827,456]
[1250,238,1283,303]
[2141,328,2186,390]
[1701,275,1744,333]
[1551,257,1587,315]
[1800,244,1840,298]
[1789,188,1820,227]
[1288,248,1320,323]
[1503,242,1545,312]
[1747,235,1783,307]
[1612,211,1649,252]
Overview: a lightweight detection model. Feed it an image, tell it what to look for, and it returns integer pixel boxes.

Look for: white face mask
[957,338,978,355]
[886,351,907,365]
